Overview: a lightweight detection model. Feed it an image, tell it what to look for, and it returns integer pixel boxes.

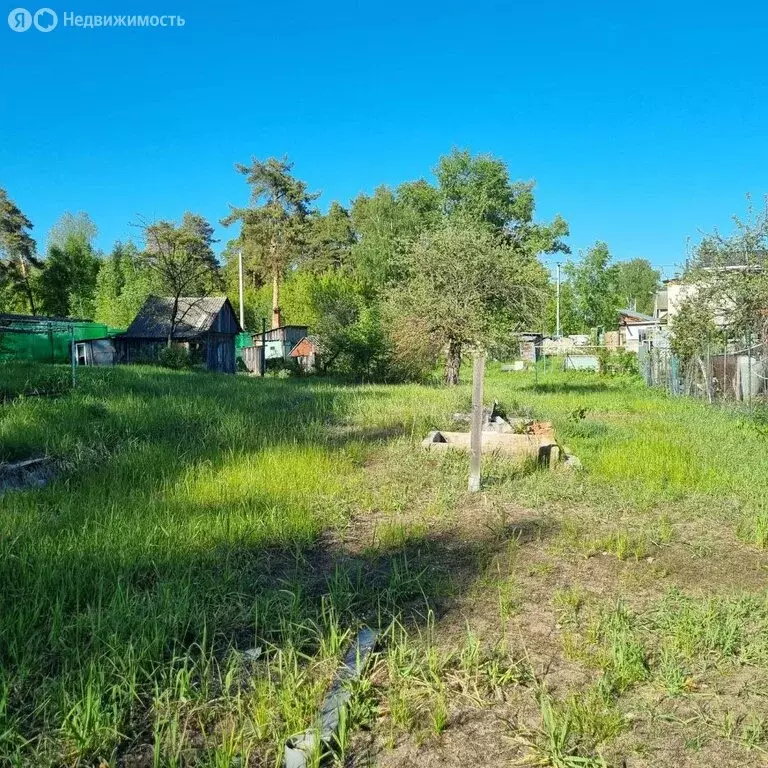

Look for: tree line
[0,150,661,382]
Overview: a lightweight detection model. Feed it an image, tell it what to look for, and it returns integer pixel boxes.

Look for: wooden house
[117,296,241,374]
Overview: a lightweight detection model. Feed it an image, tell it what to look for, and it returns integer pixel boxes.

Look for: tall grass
[3,362,768,765]
[0,365,473,765]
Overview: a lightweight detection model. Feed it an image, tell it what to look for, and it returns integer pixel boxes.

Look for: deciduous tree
[388,224,549,384]
[307,202,355,273]
[435,149,570,258]
[672,198,768,357]
[94,241,152,327]
[37,212,101,318]
[141,213,220,344]
[565,242,620,332]
[615,258,661,315]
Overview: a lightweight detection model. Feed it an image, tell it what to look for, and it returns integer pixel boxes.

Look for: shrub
[265,357,300,376]
[597,350,638,376]
[383,313,442,383]
[157,345,191,370]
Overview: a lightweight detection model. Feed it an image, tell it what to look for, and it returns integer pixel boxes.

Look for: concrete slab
[422,429,560,466]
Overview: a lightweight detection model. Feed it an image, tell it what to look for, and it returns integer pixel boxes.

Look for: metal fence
[639,341,767,404]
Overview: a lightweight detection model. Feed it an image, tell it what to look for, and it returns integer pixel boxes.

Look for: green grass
[0,361,72,402]
[3,362,768,766]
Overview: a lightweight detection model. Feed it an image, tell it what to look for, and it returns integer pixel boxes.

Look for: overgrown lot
[2,363,768,767]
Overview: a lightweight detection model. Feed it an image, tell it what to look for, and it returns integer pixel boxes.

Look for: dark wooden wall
[242,346,264,374]
[211,302,241,335]
[205,333,236,374]
[117,335,236,374]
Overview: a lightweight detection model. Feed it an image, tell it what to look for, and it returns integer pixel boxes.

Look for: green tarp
[235,331,254,349]
[0,320,125,364]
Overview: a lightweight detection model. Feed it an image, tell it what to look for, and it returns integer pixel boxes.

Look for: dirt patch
[335,452,768,768]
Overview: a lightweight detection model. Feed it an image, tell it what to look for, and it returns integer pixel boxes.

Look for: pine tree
[0,187,39,313]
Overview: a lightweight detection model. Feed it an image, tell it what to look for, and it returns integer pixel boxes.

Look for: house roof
[253,325,309,337]
[618,308,657,324]
[120,296,240,340]
[288,335,321,357]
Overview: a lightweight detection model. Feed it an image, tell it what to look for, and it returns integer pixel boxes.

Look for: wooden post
[468,353,485,492]
[748,328,753,409]
[70,325,77,389]
[261,317,267,377]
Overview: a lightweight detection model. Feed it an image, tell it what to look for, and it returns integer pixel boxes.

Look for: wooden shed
[74,338,116,366]
[253,325,309,362]
[518,332,543,362]
[116,296,241,374]
[289,336,320,372]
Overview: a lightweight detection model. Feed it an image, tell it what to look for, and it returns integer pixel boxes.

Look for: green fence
[0,320,124,364]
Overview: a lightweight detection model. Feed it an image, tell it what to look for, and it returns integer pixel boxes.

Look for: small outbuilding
[253,325,309,362]
[618,308,659,353]
[289,336,321,372]
[517,332,543,362]
[0,313,120,364]
[74,338,117,366]
[117,296,241,374]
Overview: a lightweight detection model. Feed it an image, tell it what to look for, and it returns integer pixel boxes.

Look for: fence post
[747,329,753,409]
[260,317,267,377]
[70,325,77,389]
[468,353,485,493]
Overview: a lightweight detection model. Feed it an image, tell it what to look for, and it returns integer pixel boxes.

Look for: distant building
[252,325,309,362]
[618,308,660,353]
[542,335,591,355]
[117,296,241,374]
[655,279,698,325]
[517,332,543,362]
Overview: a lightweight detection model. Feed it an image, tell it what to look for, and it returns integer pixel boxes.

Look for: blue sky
[3,0,768,278]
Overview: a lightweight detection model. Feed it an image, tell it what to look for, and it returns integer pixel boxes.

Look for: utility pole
[556,262,561,339]
[238,249,245,330]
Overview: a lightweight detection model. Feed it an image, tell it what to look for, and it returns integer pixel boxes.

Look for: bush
[383,313,441,383]
[598,350,638,376]
[265,357,300,376]
[157,345,191,370]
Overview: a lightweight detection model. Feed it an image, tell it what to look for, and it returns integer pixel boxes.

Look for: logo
[7,7,32,30]
[33,7,57,30]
